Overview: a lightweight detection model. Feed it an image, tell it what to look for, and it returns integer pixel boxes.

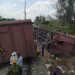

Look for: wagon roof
[55,32,75,44]
[0,19,32,26]
[57,32,75,39]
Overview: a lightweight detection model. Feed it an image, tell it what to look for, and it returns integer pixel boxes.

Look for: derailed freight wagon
[50,32,75,57]
[0,20,36,64]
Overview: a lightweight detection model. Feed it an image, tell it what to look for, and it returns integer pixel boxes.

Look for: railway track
[0,57,48,75]
[0,62,32,75]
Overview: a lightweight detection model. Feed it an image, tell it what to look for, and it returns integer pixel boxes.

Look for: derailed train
[0,21,75,64]
[34,27,75,57]
[0,20,36,64]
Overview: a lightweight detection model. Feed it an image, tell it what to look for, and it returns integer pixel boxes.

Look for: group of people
[9,52,23,75]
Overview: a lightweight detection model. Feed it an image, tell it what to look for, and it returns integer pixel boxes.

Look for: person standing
[41,42,45,56]
[8,52,20,75]
[17,53,23,75]
[34,39,38,52]
[10,52,18,65]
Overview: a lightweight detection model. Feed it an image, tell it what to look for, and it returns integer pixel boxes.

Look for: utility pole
[24,0,26,20]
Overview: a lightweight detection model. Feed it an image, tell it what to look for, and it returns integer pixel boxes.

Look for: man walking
[17,53,23,75]
[41,42,45,56]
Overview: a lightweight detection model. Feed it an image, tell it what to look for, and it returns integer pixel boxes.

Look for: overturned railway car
[34,27,75,57]
[0,20,35,64]
[50,32,75,57]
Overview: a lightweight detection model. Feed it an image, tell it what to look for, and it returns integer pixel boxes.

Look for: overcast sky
[0,0,58,21]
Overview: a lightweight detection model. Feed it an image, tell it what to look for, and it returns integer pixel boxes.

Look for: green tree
[0,16,16,21]
[34,16,40,24]
[34,15,46,25]
[56,0,75,34]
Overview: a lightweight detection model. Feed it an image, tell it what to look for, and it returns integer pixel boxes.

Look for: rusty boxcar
[50,32,75,57]
[34,27,75,57]
[0,20,35,64]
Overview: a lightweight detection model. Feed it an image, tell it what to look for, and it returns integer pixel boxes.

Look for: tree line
[34,0,75,35]
[0,16,16,21]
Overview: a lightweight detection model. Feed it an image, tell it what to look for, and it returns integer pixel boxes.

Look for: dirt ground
[37,41,75,75]
[0,41,75,75]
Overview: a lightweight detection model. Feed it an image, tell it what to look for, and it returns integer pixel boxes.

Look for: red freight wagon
[34,27,75,57]
[0,20,35,63]
[50,32,75,57]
